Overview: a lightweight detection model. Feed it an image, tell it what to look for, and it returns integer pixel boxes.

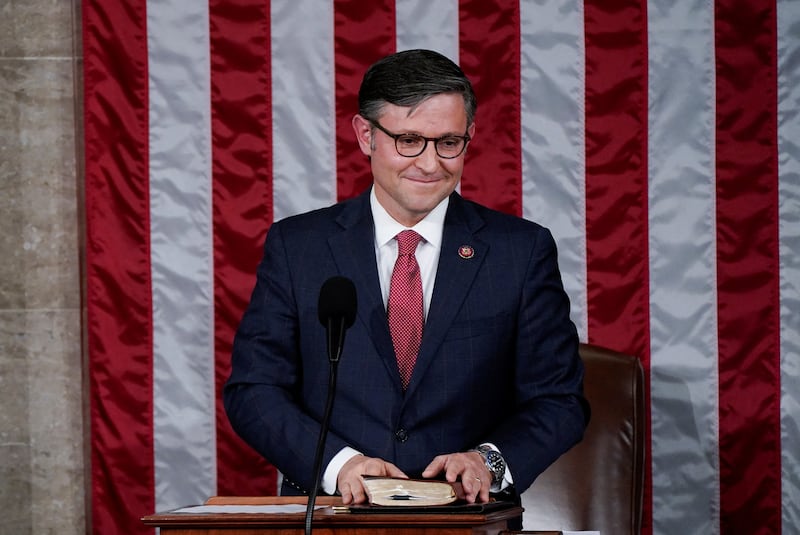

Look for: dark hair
[358,49,477,126]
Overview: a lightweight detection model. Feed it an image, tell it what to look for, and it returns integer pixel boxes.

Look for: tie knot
[396,230,422,255]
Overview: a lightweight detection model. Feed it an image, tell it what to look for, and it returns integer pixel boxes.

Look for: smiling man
[353,92,473,228]
[224,49,589,513]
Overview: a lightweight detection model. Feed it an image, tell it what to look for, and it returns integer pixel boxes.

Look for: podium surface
[142,496,524,535]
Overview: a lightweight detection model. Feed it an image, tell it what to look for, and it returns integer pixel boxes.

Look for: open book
[362,476,464,506]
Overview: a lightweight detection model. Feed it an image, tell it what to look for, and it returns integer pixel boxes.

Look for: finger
[421,456,446,478]
[384,462,408,479]
[461,475,479,503]
[361,459,407,480]
[478,480,491,503]
[348,479,368,504]
[339,481,353,505]
[442,457,467,483]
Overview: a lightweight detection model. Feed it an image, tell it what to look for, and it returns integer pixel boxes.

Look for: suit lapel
[406,194,488,396]
[327,193,398,383]
[328,192,489,394]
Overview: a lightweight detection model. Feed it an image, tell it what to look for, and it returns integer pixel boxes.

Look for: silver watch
[471,444,506,491]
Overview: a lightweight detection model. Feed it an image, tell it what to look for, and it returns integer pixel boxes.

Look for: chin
[409,180,454,197]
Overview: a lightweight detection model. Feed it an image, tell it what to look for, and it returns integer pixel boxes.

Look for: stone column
[0,0,86,532]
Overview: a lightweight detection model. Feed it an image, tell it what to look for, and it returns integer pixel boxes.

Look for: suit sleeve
[223,222,352,493]
[489,226,590,492]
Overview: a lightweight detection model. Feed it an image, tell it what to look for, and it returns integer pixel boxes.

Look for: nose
[414,141,439,172]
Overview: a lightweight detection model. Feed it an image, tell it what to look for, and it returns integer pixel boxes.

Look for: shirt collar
[370,187,448,249]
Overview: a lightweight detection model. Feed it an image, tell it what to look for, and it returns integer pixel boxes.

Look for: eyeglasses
[370,120,471,159]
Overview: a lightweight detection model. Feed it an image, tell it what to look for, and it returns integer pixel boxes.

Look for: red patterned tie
[388,230,424,389]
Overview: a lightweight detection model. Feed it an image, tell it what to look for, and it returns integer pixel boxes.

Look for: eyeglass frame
[369,120,471,159]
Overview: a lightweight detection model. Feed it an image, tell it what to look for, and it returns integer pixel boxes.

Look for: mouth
[404,175,445,184]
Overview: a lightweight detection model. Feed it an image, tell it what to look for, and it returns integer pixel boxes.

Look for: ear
[467,121,476,140]
[352,114,373,157]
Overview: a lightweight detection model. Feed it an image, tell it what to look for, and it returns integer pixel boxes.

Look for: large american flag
[83,1,799,534]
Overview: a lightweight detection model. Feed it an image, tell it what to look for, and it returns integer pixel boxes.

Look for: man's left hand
[421,451,491,504]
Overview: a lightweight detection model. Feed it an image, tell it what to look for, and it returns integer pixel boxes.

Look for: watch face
[486,451,504,472]
[473,446,505,485]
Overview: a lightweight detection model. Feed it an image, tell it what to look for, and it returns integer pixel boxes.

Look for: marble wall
[0,0,86,533]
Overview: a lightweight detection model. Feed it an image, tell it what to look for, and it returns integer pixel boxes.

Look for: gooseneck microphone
[305,276,357,535]
[317,276,358,362]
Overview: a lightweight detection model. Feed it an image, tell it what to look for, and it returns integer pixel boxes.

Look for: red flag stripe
[334,0,396,201]
[83,0,155,532]
[583,0,651,358]
[715,1,782,532]
[582,1,652,533]
[209,0,276,497]
[458,0,522,215]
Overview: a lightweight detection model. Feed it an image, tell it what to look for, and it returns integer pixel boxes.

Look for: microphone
[306,276,357,535]
[317,276,357,363]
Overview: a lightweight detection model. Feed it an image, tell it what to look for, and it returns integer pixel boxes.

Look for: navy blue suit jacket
[224,190,588,496]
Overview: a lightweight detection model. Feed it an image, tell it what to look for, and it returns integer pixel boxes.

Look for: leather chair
[507,343,646,535]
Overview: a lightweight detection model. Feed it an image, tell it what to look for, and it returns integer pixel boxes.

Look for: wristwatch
[471,444,506,491]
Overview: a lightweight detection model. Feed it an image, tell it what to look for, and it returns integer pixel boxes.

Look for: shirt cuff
[322,446,363,495]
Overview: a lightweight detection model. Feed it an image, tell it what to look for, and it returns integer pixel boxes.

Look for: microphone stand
[304,317,345,535]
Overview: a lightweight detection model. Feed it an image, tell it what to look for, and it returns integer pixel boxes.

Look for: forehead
[378,94,468,133]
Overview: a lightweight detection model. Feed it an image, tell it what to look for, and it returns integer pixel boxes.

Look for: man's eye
[439,137,461,148]
[398,135,423,146]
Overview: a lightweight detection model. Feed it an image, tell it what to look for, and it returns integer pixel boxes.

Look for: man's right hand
[337,455,407,504]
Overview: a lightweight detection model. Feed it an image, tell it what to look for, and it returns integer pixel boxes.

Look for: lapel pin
[458,245,475,259]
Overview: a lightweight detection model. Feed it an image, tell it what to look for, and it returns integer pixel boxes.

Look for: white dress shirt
[371,188,447,317]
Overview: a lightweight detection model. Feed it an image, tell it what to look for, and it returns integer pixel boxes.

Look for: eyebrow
[387,125,468,137]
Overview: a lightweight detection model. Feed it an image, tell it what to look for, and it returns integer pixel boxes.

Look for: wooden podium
[142,496,525,535]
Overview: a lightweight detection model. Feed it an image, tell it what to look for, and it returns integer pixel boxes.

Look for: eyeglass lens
[395,134,466,158]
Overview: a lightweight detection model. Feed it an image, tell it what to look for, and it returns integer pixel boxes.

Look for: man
[224,49,589,507]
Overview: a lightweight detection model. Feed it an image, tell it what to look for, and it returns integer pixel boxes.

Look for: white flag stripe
[396,2,462,196]
[147,0,217,510]
[271,2,337,221]
[519,0,588,342]
[395,0,460,64]
[646,1,720,533]
[778,0,800,529]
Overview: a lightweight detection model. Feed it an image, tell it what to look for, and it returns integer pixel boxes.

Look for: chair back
[519,343,645,534]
